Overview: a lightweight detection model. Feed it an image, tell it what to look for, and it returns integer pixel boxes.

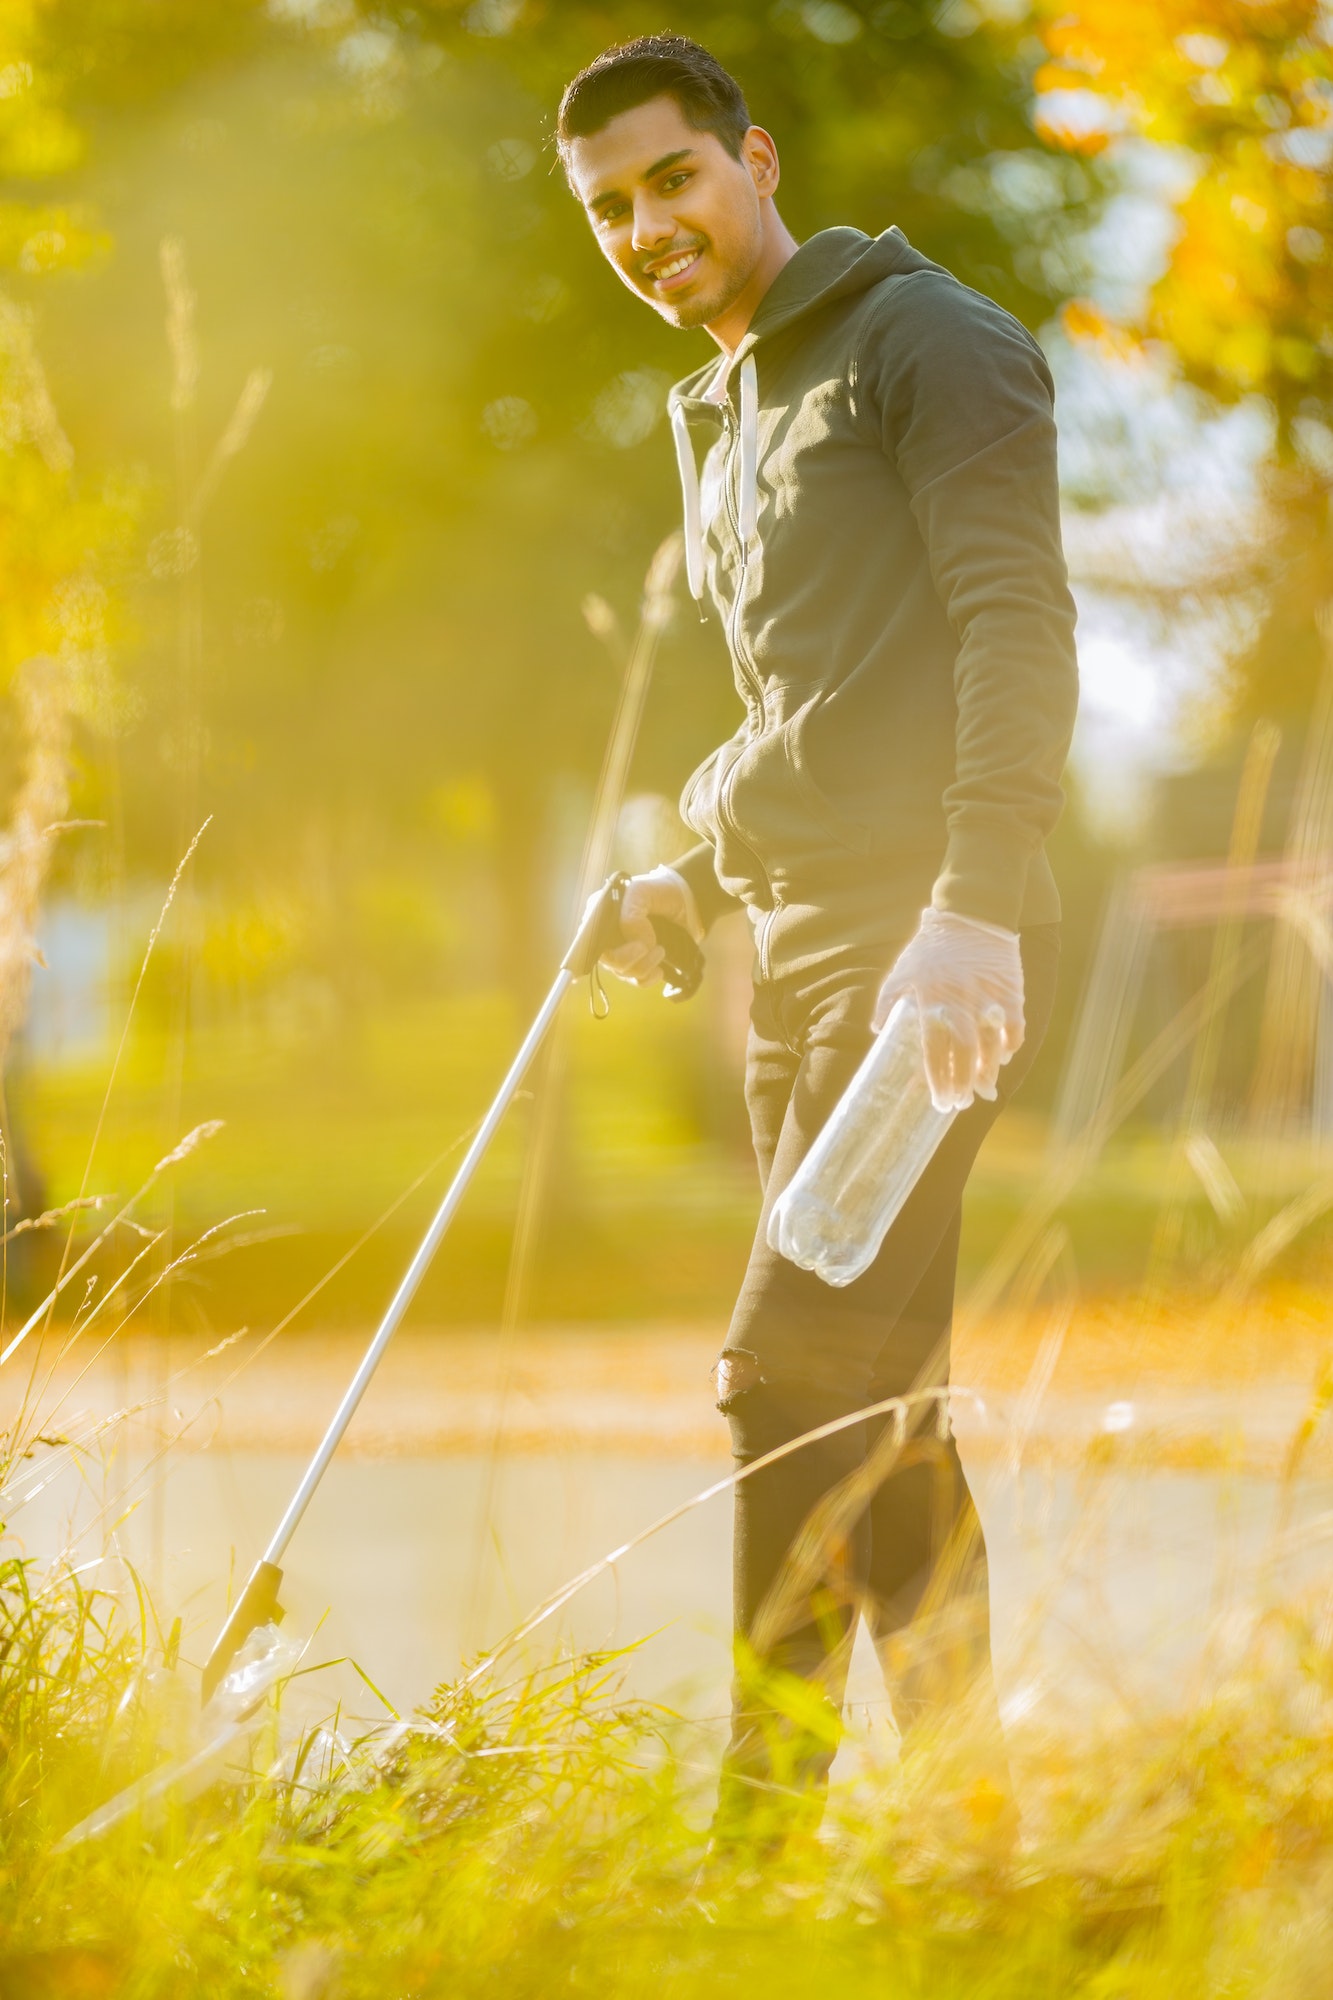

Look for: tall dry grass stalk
[0,657,72,1089]
[0,296,83,1197]
[0,293,74,476]
[1144,717,1281,1291]
[1251,612,1333,1130]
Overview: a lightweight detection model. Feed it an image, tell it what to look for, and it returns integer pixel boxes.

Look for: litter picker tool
[199,872,702,1702]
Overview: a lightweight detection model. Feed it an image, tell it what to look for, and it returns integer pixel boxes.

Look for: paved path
[5,1326,1333,1746]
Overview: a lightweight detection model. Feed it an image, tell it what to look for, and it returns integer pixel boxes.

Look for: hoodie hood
[667,228,924,598]
[745,224,921,341]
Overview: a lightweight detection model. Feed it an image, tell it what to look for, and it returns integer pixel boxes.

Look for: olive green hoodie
[665,225,1078,978]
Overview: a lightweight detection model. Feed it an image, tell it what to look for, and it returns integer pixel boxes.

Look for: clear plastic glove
[871,907,1024,1114]
[594,865,704,985]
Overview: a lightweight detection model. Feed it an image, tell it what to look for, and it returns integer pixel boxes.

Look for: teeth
[654,253,697,281]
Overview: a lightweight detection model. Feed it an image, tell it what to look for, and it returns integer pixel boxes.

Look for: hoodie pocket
[784,701,875,856]
[680,740,731,842]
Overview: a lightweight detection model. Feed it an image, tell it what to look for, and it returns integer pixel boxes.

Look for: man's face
[565,94,768,331]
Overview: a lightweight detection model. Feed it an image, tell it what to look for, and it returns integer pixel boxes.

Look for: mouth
[643,247,704,296]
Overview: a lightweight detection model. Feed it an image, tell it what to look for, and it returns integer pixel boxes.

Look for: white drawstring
[669,349,760,604]
[738,353,758,551]
[670,397,706,601]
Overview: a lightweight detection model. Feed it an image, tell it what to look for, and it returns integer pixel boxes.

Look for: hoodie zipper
[715,391,778,983]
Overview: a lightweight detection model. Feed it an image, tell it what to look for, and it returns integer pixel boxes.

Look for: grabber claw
[200,1560,285,1705]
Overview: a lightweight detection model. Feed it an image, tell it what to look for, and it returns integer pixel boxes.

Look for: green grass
[17,992,1333,1333]
[3,1545,1333,2000]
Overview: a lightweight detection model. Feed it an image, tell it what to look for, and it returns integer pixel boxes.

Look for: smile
[646,249,702,292]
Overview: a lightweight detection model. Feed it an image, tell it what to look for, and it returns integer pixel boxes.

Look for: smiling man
[558,36,1078,1838]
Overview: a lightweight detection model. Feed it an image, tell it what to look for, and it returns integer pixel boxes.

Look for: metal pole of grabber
[199,874,702,1702]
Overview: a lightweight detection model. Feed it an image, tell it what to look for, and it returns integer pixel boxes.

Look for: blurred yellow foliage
[0,304,138,698]
[0,200,106,275]
[1036,0,1333,436]
[0,3,89,241]
[198,897,308,989]
[430,777,497,847]
[1059,296,1142,359]
[0,0,138,717]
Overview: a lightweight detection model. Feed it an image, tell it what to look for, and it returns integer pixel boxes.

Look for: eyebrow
[588,148,696,212]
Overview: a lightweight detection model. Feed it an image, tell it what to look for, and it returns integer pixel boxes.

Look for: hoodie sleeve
[855,273,1078,933]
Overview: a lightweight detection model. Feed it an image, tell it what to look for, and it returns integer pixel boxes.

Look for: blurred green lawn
[13,982,1329,1334]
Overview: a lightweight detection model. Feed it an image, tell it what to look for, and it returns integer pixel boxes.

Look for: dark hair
[557,35,751,166]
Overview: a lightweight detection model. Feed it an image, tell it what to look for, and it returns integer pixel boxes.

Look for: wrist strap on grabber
[562,871,705,1003]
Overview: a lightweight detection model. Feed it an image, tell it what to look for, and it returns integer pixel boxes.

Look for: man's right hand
[594,865,704,984]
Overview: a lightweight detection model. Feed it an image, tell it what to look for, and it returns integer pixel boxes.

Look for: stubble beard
[654,259,752,332]
[663,291,728,330]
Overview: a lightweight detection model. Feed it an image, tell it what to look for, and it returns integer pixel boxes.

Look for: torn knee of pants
[713,1348,765,1413]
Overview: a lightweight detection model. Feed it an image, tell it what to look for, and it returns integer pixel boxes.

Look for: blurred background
[4,0,1333,1338]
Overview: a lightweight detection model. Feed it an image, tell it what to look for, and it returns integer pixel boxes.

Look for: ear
[741,126,781,200]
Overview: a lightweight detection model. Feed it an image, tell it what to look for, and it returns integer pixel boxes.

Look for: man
[558,36,1077,1830]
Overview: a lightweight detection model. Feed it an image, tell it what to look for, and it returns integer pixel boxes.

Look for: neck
[706,204,800,355]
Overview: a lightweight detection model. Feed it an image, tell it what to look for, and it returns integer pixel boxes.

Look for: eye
[596,202,628,227]
[661,171,692,193]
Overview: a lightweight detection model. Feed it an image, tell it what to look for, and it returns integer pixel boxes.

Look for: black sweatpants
[717,926,1061,1797]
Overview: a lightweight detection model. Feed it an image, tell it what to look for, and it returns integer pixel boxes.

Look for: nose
[631,193,675,255]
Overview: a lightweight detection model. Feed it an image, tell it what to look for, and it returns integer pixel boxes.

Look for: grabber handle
[562,871,704,1002]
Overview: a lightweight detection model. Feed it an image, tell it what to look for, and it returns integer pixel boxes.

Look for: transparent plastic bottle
[767,997,957,1287]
